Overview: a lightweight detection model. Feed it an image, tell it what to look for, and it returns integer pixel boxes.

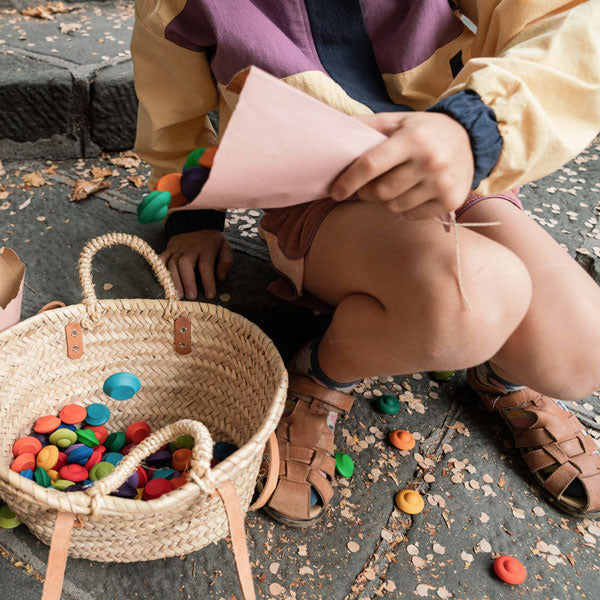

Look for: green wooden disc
[184,147,207,170]
[334,452,354,478]
[0,505,21,529]
[89,462,115,481]
[76,429,100,448]
[430,370,455,382]
[49,428,77,449]
[52,479,75,491]
[104,432,126,452]
[375,395,401,415]
[33,467,51,488]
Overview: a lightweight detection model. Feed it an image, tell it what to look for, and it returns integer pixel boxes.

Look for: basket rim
[0,297,288,516]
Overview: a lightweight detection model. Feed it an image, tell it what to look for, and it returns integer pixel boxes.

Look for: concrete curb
[0,2,138,159]
[0,49,136,159]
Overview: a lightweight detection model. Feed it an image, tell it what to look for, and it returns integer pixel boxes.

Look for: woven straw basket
[0,233,287,600]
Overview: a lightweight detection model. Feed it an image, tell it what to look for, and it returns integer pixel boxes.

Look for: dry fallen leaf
[20,2,74,19]
[127,175,144,188]
[0,160,5,177]
[91,165,115,180]
[416,583,434,597]
[347,541,360,553]
[269,562,279,575]
[70,178,110,202]
[22,171,46,187]
[269,582,284,596]
[103,283,113,291]
[59,22,80,34]
[109,151,141,169]
[0,201,10,211]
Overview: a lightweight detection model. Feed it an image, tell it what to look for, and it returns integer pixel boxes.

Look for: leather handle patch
[174,317,191,355]
[65,322,83,359]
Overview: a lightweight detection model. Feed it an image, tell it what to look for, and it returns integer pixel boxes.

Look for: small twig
[24,281,38,294]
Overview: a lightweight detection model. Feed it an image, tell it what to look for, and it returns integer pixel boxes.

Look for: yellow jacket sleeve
[131,5,218,190]
[449,0,600,194]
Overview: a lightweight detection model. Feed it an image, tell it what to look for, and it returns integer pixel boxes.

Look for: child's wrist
[165,209,226,239]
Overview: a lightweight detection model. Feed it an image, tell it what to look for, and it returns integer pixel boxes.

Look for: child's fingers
[393,199,449,222]
[371,181,435,215]
[198,249,219,300]
[355,160,422,203]
[216,239,234,282]
[159,249,173,264]
[330,135,410,201]
[330,136,404,201]
[166,254,185,299]
[177,253,199,301]
[353,112,408,136]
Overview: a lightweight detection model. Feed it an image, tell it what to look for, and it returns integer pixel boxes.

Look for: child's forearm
[446,0,600,194]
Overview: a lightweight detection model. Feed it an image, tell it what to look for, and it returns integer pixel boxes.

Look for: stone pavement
[0,139,600,600]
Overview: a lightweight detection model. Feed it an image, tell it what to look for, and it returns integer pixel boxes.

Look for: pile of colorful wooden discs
[8,373,237,501]
[137,146,217,224]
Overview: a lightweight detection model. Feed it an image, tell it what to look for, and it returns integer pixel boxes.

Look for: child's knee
[420,238,532,366]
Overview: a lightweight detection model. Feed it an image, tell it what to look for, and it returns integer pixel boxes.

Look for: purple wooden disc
[110,482,137,498]
[180,166,210,201]
[126,471,139,489]
[146,449,172,468]
[30,432,49,447]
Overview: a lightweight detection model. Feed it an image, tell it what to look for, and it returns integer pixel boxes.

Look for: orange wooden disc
[198,145,217,167]
[389,430,416,451]
[12,436,42,457]
[33,415,61,434]
[11,453,36,473]
[172,448,192,472]
[156,172,187,207]
[59,404,87,425]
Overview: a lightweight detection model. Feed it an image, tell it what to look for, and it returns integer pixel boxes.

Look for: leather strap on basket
[41,512,75,600]
[37,301,66,314]
[215,481,257,600]
[249,432,279,511]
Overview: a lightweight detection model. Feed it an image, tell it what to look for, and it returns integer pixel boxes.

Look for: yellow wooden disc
[395,489,424,514]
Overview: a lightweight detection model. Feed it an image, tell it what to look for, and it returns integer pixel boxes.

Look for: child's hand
[330,112,474,220]
[160,231,233,300]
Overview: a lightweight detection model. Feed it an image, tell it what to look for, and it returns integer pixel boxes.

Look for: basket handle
[78,233,179,326]
[85,419,214,505]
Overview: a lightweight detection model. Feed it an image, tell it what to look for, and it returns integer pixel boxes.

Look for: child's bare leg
[458,198,600,401]
[302,200,532,380]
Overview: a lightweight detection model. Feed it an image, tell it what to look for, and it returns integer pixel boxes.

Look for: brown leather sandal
[263,374,354,527]
[467,369,600,516]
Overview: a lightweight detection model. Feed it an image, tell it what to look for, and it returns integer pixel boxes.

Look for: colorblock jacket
[132,0,600,203]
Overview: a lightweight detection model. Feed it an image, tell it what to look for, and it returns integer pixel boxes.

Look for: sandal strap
[266,377,349,521]
[288,374,354,412]
[468,369,600,514]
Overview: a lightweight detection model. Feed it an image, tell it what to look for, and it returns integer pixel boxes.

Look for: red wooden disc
[142,478,172,500]
[494,556,526,585]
